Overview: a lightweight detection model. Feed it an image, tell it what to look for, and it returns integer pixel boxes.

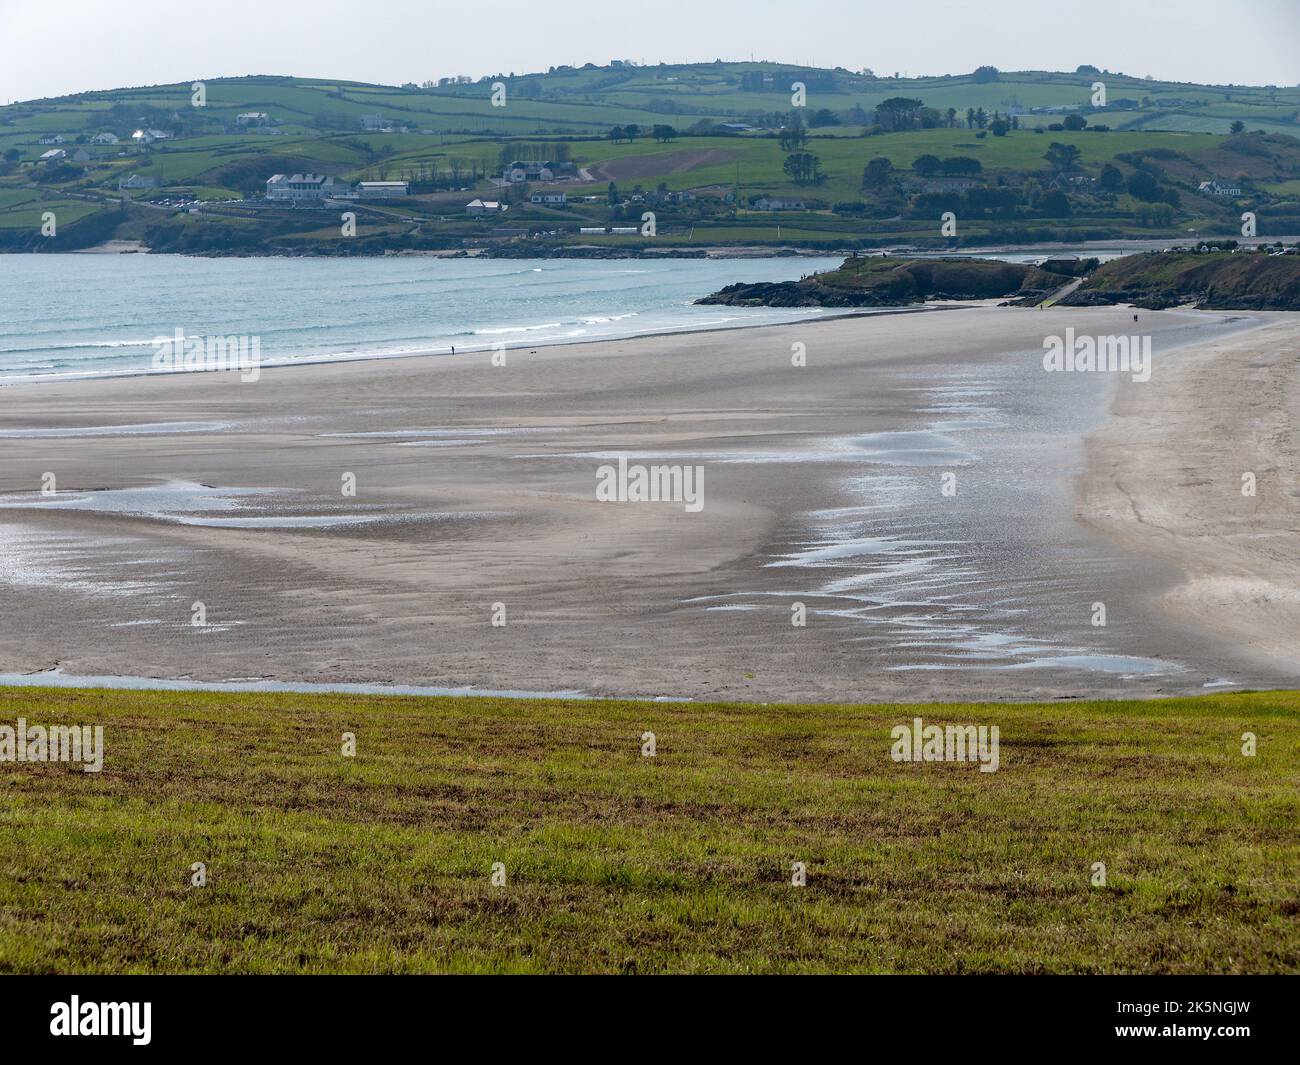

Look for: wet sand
[0,305,1295,701]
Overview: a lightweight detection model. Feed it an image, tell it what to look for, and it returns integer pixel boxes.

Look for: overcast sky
[2,0,1296,103]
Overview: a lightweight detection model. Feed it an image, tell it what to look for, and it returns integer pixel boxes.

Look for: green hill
[696,255,1074,306]
[1064,246,1300,309]
[2,63,1299,254]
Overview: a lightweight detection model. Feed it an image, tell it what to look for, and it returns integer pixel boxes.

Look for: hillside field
[1,686,1297,974]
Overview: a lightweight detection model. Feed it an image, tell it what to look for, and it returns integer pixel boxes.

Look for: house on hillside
[502,160,575,184]
[752,195,808,210]
[91,132,120,145]
[71,148,91,163]
[1049,173,1095,191]
[529,190,567,206]
[465,199,505,217]
[503,161,553,183]
[38,134,66,145]
[265,173,341,202]
[40,148,67,161]
[931,178,981,193]
[237,112,269,127]
[1198,179,1242,197]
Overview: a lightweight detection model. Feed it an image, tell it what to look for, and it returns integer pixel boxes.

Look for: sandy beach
[0,304,1295,701]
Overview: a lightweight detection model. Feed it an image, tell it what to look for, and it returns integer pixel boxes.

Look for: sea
[0,254,844,383]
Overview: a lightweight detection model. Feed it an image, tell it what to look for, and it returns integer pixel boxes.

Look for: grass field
[1,687,1296,974]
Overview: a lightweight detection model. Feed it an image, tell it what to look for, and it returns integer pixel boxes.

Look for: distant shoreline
[51,235,1300,260]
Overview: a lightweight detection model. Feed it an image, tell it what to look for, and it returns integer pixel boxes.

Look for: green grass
[0,199,99,230]
[1,687,1296,974]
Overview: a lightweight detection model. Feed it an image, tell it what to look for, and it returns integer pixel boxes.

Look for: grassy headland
[696,255,1080,306]
[1062,248,1300,309]
[1,686,1296,973]
[699,246,1300,309]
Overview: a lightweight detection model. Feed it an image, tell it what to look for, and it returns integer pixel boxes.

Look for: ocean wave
[473,322,564,335]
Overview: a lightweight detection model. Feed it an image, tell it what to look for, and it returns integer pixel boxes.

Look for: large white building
[266,173,342,202]
[355,181,409,199]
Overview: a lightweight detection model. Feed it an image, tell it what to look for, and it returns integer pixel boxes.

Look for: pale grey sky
[1,0,1296,103]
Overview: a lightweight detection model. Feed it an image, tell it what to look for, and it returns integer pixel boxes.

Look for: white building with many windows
[266,173,342,202]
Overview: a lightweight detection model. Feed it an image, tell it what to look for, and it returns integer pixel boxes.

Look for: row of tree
[607,125,678,143]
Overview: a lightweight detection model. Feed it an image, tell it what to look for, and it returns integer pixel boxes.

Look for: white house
[266,173,341,202]
[502,160,560,183]
[355,180,409,199]
[91,132,120,145]
[40,148,67,161]
[529,190,567,206]
[38,134,65,145]
[465,199,505,217]
[118,173,158,190]
[236,112,269,126]
[1198,179,1242,197]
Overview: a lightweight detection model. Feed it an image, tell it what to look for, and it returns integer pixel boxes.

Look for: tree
[608,126,626,143]
[861,156,894,189]
[913,154,942,177]
[1039,189,1071,216]
[1044,142,1083,173]
[1063,113,1087,131]
[1099,163,1125,191]
[783,152,822,184]
[778,125,808,152]
[946,107,957,128]
[1076,64,1101,76]
[874,97,924,132]
[1230,120,1246,134]
[652,124,677,143]
[941,156,982,176]
[972,65,999,83]
[990,118,1011,136]
[808,108,840,127]
[1126,170,1163,201]
[974,107,988,129]
[3,148,19,162]
[607,181,620,206]
[965,107,975,130]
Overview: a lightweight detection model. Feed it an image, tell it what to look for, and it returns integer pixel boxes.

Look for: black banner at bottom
[1,975,1288,1052]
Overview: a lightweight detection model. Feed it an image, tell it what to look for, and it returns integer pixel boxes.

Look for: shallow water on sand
[681,317,1260,681]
